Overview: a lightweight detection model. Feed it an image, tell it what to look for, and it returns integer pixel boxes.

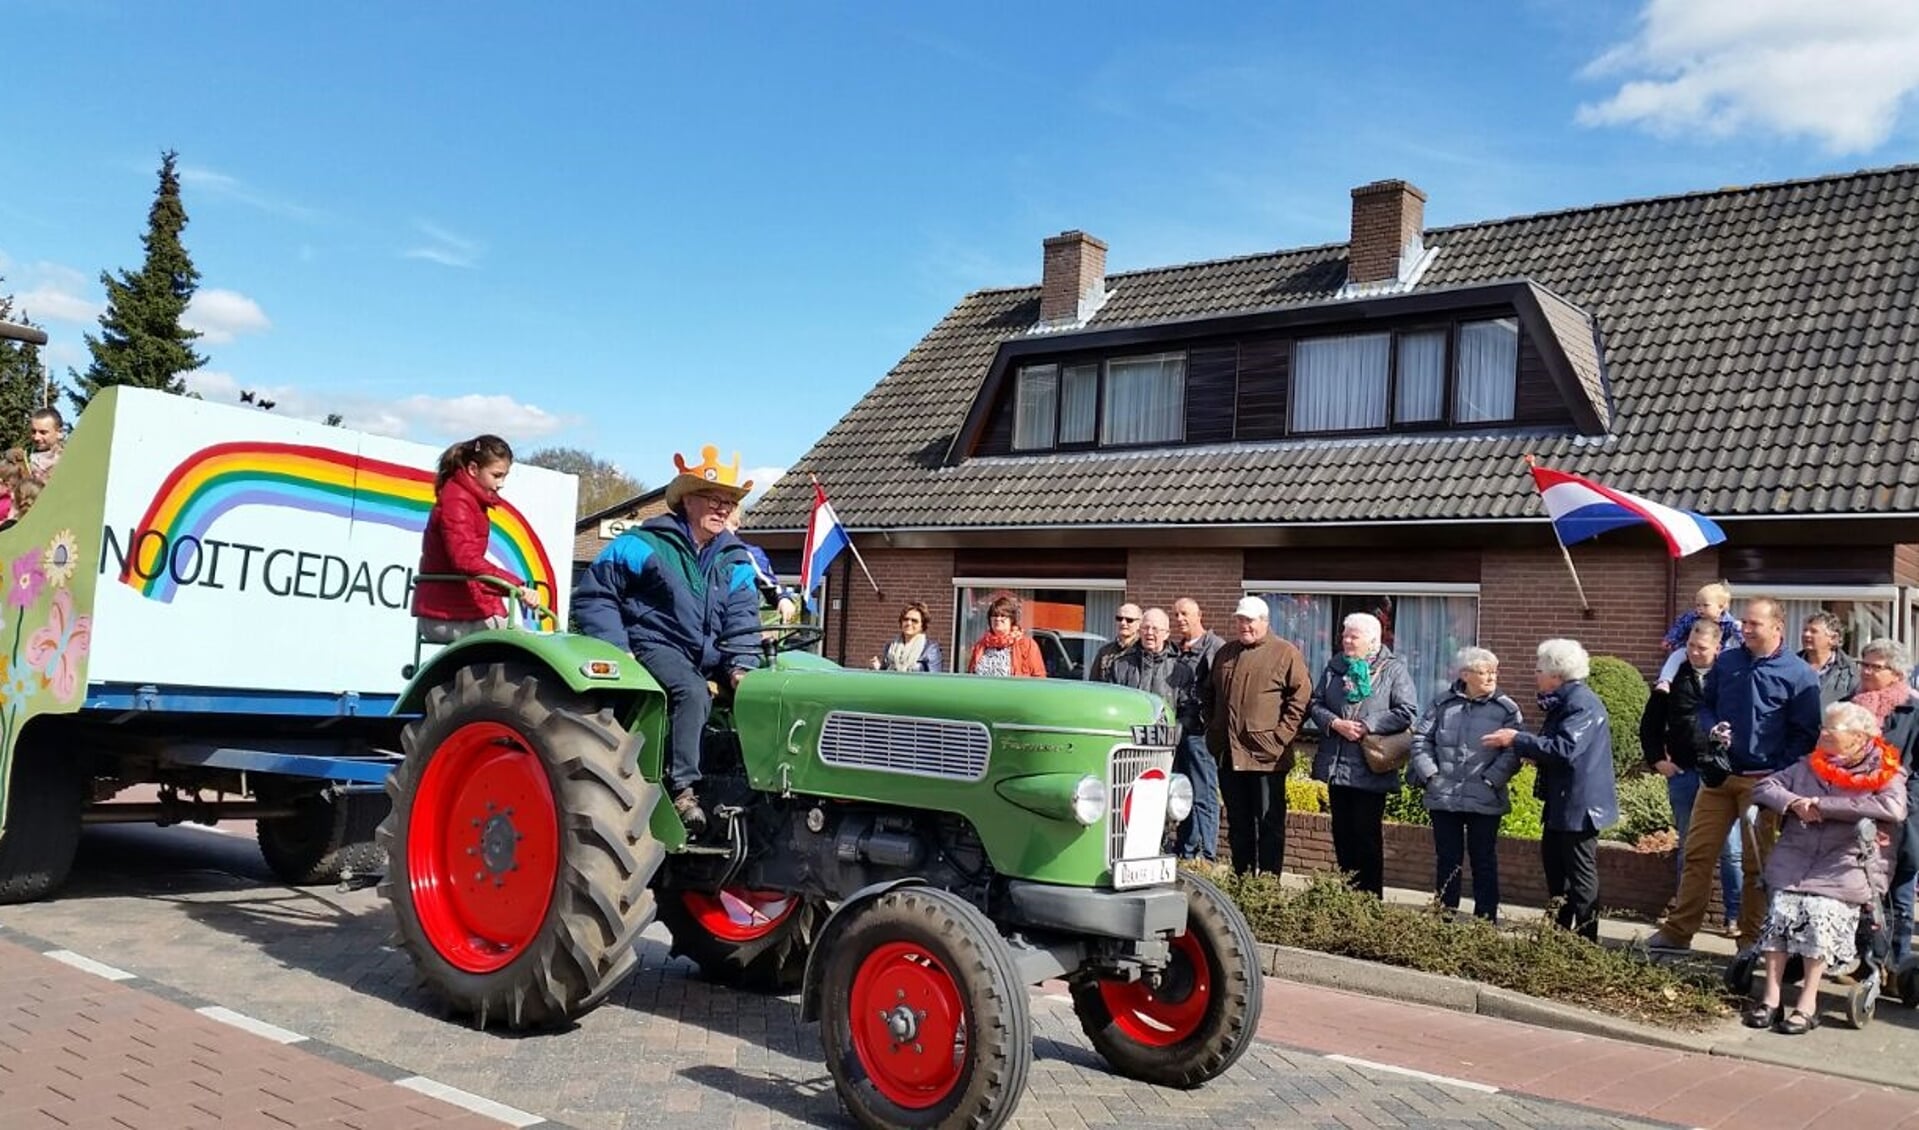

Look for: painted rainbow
[122,441,556,605]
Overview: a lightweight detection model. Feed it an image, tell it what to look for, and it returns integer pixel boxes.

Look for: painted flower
[7,551,44,611]
[41,531,77,590]
[26,589,91,703]
[0,658,35,713]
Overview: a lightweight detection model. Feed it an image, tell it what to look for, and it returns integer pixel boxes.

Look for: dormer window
[1291,317,1519,435]
[1014,353,1185,450]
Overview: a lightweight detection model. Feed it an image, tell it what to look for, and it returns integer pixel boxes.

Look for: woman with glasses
[967,596,1046,678]
[870,601,944,672]
[1854,638,1918,961]
[1408,647,1523,921]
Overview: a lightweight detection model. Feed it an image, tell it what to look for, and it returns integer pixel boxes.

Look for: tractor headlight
[1071,776,1108,826]
[1166,773,1194,823]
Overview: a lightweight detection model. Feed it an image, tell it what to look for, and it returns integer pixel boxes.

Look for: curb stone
[1258,941,1919,1095]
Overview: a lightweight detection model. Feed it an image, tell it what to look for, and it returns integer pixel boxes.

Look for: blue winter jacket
[572,513,762,677]
[1514,680,1618,834]
[1695,645,1822,774]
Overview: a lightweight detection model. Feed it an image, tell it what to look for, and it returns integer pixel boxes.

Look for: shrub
[1606,771,1675,844]
[1498,764,1544,840]
[1586,655,1650,779]
[1381,782,1429,826]
[1286,776,1328,814]
[1193,864,1729,1029]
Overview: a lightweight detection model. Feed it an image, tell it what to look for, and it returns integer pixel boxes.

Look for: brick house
[746,167,1919,699]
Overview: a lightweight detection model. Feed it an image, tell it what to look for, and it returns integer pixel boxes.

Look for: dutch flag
[800,482,851,611]
[1529,465,1727,558]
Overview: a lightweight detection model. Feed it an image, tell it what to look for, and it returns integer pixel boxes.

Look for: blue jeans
[1667,769,1742,920]
[1173,732,1221,860]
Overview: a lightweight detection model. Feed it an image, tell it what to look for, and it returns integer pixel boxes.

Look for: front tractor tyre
[819,887,1032,1130]
[258,791,389,886]
[380,663,662,1029]
[1069,871,1262,1088]
[657,885,825,992]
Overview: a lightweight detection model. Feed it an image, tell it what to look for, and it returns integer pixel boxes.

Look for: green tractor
[383,611,1264,1128]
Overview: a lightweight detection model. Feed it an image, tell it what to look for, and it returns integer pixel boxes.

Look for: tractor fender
[799,877,929,1023]
[396,632,663,720]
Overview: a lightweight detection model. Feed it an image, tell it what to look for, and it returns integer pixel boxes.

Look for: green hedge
[1605,770,1676,843]
[1587,655,1650,779]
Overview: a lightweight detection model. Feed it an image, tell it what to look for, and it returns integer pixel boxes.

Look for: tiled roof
[750,165,1919,530]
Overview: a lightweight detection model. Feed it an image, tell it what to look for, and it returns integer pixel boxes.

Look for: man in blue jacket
[572,446,762,834]
[1648,597,1821,952]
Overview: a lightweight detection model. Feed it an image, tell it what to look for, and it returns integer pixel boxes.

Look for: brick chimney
[1039,230,1108,325]
[1348,180,1428,287]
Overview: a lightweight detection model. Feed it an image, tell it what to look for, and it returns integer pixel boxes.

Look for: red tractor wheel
[1069,871,1262,1087]
[657,885,824,992]
[818,887,1031,1129]
[381,663,661,1028]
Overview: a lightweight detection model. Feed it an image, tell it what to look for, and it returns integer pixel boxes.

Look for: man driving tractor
[572,446,762,834]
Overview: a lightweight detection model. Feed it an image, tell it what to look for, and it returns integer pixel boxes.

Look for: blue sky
[5,1,1917,498]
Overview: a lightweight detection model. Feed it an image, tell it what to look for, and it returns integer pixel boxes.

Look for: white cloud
[184,288,271,344]
[403,221,482,269]
[741,465,788,507]
[1578,0,1919,153]
[6,261,98,325]
[183,371,570,443]
[177,164,323,223]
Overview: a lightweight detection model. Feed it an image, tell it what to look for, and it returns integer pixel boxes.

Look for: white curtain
[1293,333,1389,432]
[1101,353,1184,445]
[1013,365,1058,450]
[1060,364,1098,444]
[1395,330,1446,423]
[1248,590,1480,714]
[1455,319,1518,423]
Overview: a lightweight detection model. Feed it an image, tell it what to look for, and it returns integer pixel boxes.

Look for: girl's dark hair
[986,596,1020,626]
[436,434,514,491]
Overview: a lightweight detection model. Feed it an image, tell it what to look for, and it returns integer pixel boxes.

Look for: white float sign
[88,391,577,698]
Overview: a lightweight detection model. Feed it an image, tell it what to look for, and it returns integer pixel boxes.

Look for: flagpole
[811,474,882,597]
[1526,455,1594,618]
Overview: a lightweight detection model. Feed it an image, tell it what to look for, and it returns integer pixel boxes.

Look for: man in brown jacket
[1208,596,1314,876]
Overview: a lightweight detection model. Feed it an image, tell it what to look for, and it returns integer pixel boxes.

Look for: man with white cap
[1207,595,1314,875]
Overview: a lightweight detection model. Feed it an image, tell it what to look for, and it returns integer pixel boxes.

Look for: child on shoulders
[1655,582,1742,690]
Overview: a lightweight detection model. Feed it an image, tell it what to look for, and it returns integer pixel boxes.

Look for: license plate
[1112,855,1175,890]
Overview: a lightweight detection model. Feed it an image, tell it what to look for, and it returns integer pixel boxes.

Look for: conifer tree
[69,150,205,412]
[0,286,52,451]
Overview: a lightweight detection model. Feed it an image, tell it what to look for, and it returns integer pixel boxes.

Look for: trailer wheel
[818,886,1031,1129]
[658,886,824,992]
[1069,871,1262,1088]
[258,792,389,886]
[0,740,86,904]
[381,663,661,1029]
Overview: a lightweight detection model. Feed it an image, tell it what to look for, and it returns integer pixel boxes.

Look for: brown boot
[672,786,707,835]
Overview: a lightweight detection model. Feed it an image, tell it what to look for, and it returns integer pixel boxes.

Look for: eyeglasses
[690,493,738,511]
[1116,616,1140,624]
[1861,662,1892,672]
[900,616,922,625]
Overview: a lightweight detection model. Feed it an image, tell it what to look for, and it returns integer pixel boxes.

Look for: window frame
[1287,316,1516,439]
[949,576,1129,679]
[1006,351,1189,453]
[1241,580,1483,710]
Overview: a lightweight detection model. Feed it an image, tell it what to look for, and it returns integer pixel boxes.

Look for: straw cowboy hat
[664,445,755,509]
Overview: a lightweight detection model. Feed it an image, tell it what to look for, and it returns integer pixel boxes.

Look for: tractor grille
[818,712,991,782]
[1107,744,1176,863]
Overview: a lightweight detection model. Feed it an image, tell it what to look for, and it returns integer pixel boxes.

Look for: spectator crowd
[867,584,1919,1006]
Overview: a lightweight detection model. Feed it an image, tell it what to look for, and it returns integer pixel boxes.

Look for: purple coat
[1752,754,1909,905]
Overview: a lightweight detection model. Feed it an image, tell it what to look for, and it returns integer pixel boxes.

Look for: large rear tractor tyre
[0,742,86,904]
[380,663,661,1029]
[819,887,1032,1130]
[1069,871,1262,1088]
[657,885,825,992]
[258,791,389,886]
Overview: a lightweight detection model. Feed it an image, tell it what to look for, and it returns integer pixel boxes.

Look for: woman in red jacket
[967,595,1046,677]
[413,434,529,643]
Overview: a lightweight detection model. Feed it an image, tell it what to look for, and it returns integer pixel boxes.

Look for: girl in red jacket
[413,434,529,643]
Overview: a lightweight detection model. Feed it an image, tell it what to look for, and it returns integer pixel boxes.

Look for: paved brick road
[0,825,1672,1129]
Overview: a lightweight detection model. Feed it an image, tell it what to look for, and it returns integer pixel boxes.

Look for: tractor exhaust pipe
[82,803,299,825]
